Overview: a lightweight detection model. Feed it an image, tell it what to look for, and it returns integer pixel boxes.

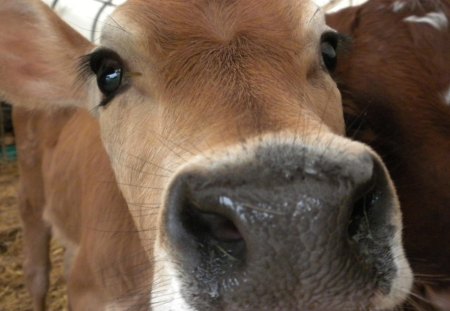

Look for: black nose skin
[162,143,398,310]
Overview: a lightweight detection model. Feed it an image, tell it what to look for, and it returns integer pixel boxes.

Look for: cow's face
[0,0,412,309]
[94,0,344,190]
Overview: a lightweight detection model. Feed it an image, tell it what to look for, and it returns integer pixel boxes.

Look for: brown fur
[105,0,344,141]
[0,0,91,109]
[327,0,450,309]
[14,107,150,310]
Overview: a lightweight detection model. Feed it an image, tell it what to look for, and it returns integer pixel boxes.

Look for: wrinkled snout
[157,136,412,310]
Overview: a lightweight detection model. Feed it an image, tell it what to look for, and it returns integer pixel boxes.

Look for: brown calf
[13,107,149,310]
[327,0,450,309]
[1,0,413,310]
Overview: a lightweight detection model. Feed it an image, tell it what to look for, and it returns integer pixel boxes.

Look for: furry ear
[0,0,94,109]
[326,6,360,35]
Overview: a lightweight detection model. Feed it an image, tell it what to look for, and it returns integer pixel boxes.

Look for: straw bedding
[0,162,67,311]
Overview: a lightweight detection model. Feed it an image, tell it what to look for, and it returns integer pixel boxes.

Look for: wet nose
[163,142,399,303]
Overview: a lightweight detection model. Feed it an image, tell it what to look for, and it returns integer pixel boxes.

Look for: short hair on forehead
[117,0,320,47]
[99,0,330,122]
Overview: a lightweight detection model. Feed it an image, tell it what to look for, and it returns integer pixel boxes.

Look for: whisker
[119,151,175,174]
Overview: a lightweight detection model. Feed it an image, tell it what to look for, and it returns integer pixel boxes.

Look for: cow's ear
[0,0,94,109]
[326,6,360,35]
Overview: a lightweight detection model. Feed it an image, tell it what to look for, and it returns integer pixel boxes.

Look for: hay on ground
[0,162,67,311]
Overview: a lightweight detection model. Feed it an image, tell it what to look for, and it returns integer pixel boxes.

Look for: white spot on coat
[392,1,406,12]
[151,249,194,311]
[444,85,450,106]
[404,11,448,31]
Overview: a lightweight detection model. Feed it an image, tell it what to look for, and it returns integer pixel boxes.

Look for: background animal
[327,0,450,309]
[13,108,149,310]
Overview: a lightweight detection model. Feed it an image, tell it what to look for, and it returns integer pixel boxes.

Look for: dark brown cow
[327,0,450,309]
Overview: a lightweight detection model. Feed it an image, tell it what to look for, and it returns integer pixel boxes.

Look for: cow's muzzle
[159,137,411,310]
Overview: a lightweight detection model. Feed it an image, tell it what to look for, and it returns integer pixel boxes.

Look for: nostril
[347,158,381,241]
[179,196,246,261]
[182,199,243,243]
[347,181,377,239]
[195,212,243,242]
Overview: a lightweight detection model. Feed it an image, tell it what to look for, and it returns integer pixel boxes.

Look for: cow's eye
[97,64,122,95]
[89,49,124,105]
[320,32,339,72]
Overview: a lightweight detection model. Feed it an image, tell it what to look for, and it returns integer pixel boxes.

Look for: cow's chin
[150,245,412,311]
[371,227,414,311]
[150,247,195,311]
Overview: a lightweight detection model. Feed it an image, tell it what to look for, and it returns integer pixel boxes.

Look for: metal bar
[51,0,59,9]
[91,0,114,42]
[93,0,117,5]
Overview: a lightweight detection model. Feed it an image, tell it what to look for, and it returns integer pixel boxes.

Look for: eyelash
[78,53,95,80]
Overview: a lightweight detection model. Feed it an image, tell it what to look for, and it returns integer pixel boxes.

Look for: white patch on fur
[43,210,79,272]
[372,230,414,310]
[404,11,448,30]
[392,1,406,12]
[443,85,450,106]
[151,248,194,311]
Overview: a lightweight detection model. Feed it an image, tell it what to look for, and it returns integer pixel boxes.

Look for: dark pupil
[98,65,122,95]
[321,41,337,71]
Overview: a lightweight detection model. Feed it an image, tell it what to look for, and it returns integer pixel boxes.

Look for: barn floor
[0,162,67,311]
